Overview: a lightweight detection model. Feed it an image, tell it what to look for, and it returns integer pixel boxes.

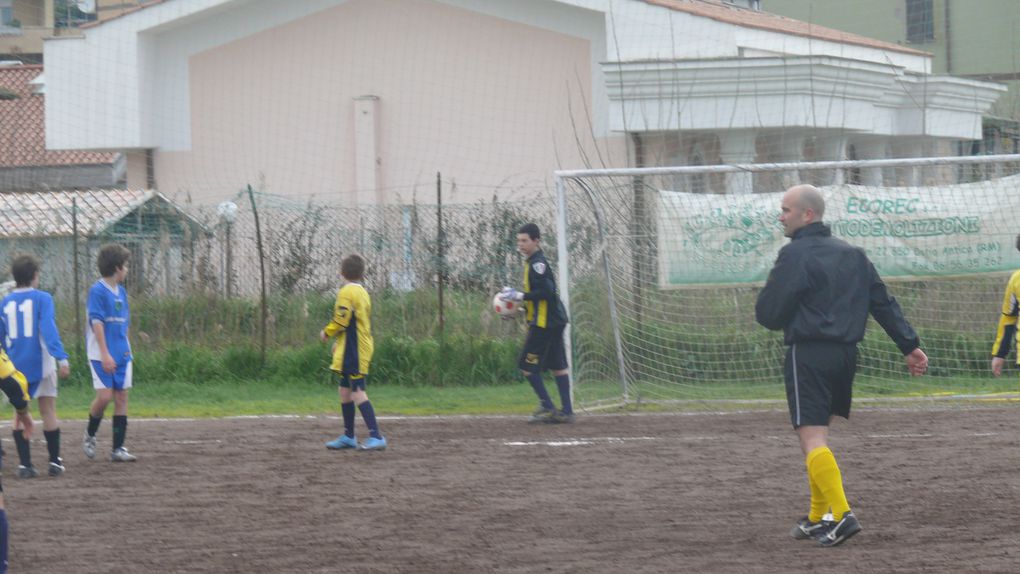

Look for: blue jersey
[0,288,68,383]
[86,280,132,365]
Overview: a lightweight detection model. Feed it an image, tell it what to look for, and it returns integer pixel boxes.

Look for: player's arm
[754,246,808,331]
[863,260,928,376]
[87,288,116,373]
[991,278,1018,359]
[522,268,555,302]
[91,320,116,373]
[321,289,353,339]
[866,260,921,355]
[39,294,70,375]
[991,275,1019,376]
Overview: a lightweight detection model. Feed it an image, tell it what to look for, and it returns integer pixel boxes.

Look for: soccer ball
[492,292,519,317]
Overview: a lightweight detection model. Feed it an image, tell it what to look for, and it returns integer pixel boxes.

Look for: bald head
[779,184,825,238]
[786,185,825,220]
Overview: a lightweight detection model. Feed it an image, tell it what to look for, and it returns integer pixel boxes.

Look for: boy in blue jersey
[82,244,137,463]
[0,350,34,574]
[321,254,387,451]
[0,255,71,478]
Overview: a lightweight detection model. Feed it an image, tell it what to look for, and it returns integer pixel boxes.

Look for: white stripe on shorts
[792,343,801,427]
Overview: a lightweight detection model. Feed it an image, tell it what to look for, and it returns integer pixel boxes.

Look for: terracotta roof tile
[0,64,118,169]
[644,0,928,56]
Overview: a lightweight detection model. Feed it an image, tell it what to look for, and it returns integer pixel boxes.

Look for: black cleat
[818,511,862,547]
[547,410,576,424]
[528,405,557,424]
[790,516,832,540]
[17,465,39,479]
[48,459,65,477]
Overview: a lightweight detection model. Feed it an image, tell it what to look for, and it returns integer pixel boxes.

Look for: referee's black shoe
[818,511,861,547]
[790,516,832,540]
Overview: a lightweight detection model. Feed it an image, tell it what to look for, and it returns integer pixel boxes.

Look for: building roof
[0,64,119,169]
[70,0,928,59]
[0,189,203,238]
[78,0,170,30]
[645,0,928,56]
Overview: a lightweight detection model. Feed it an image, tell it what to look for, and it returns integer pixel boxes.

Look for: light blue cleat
[326,435,358,450]
[359,436,387,451]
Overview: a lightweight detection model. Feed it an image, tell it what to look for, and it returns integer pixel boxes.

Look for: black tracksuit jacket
[754,222,919,355]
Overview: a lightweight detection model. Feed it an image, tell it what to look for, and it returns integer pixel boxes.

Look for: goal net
[557,155,1020,409]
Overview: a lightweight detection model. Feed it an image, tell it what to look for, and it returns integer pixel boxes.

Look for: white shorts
[29,371,58,399]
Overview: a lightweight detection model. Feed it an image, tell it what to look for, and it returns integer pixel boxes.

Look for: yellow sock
[806,446,851,519]
[806,468,828,523]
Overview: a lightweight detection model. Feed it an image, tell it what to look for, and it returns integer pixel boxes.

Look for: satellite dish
[76,0,96,14]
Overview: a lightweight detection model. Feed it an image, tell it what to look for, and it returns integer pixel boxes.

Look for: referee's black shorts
[518,324,568,373]
[784,341,858,428]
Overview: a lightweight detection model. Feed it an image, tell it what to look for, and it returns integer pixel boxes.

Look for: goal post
[555,154,1020,410]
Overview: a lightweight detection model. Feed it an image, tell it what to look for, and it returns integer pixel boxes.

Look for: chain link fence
[0,184,579,361]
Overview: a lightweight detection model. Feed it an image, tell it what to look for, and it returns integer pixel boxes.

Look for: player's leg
[815,345,861,547]
[790,343,860,546]
[519,327,557,420]
[12,381,40,478]
[351,380,385,450]
[38,396,63,476]
[0,491,8,574]
[325,376,358,450]
[547,325,574,422]
[11,411,34,479]
[85,360,114,459]
[110,381,135,462]
[786,343,836,539]
[37,372,63,476]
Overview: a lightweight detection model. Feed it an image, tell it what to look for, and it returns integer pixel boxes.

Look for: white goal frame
[554,153,1020,409]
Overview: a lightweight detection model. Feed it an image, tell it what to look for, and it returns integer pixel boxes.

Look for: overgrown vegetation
[54,288,526,387]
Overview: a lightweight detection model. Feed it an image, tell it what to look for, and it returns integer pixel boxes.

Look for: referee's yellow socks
[806,446,851,520]
[806,467,828,523]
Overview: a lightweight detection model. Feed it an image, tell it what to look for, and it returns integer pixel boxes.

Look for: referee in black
[755,184,928,547]
[500,223,574,423]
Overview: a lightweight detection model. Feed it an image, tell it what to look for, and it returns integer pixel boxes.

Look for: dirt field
[5,406,1018,573]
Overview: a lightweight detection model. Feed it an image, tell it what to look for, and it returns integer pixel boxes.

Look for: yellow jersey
[0,349,29,406]
[323,283,374,376]
[992,270,1020,363]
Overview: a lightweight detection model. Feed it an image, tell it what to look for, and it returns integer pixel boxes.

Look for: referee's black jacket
[755,222,919,355]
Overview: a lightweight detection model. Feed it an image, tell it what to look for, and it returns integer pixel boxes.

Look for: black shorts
[518,325,568,373]
[332,371,367,391]
[784,341,857,428]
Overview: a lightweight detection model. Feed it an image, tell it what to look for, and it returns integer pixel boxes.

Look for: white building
[42,0,1005,202]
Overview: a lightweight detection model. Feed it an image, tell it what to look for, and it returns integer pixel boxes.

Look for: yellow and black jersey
[523,249,569,329]
[0,349,29,411]
[992,270,1020,362]
[323,283,374,376]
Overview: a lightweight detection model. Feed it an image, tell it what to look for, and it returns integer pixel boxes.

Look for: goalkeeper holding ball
[501,223,574,424]
[755,185,928,548]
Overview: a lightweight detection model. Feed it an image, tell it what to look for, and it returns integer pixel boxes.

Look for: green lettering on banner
[657,179,1020,287]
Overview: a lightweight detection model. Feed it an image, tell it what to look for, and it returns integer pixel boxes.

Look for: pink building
[41,0,1004,203]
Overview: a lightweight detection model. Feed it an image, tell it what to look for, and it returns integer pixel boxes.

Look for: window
[0,0,13,27]
[906,0,934,43]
